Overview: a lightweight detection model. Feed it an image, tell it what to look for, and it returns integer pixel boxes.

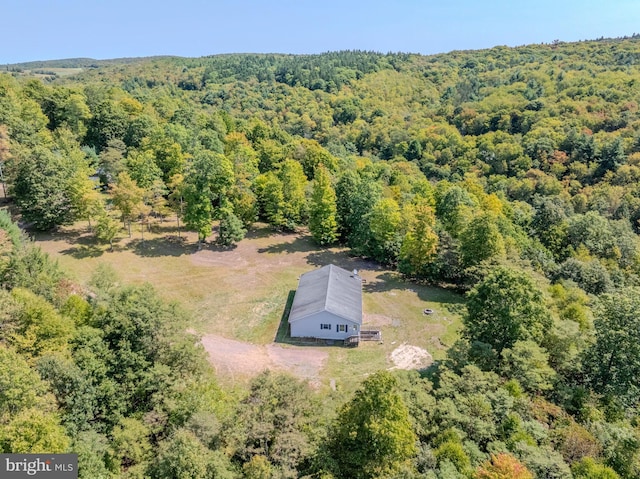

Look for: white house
[288,264,363,340]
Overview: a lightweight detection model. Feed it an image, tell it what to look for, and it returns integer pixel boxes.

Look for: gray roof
[288,264,363,325]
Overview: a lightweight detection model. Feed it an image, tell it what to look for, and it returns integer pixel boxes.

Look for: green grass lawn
[35,220,465,387]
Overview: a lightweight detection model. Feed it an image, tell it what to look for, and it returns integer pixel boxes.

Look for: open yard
[34,221,464,391]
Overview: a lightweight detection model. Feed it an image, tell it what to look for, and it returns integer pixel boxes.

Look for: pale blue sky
[2,0,639,63]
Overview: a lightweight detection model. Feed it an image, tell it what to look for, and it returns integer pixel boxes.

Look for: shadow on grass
[245,224,278,240]
[33,227,87,244]
[128,236,193,258]
[59,244,105,259]
[274,290,296,344]
[258,235,317,255]
[201,241,238,253]
[304,249,371,268]
[68,232,103,246]
[363,272,465,305]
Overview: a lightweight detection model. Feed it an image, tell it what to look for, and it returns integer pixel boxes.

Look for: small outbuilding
[288,264,363,341]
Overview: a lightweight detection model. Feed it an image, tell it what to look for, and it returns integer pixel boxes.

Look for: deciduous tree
[476,453,533,479]
[228,371,319,476]
[279,159,308,229]
[183,149,235,243]
[459,213,506,267]
[95,212,121,251]
[0,408,70,453]
[309,165,338,245]
[368,197,403,264]
[110,171,145,237]
[571,457,620,479]
[584,288,640,407]
[464,267,551,354]
[151,429,214,479]
[9,145,92,230]
[328,371,417,479]
[399,200,439,278]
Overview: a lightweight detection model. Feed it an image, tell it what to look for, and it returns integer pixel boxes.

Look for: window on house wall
[320,323,331,330]
[338,324,347,332]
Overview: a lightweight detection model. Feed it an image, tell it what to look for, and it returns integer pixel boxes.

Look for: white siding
[290,311,360,340]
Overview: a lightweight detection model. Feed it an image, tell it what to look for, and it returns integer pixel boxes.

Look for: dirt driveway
[200,334,329,383]
[201,333,435,385]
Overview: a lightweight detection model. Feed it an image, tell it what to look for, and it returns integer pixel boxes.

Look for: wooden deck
[344,330,383,347]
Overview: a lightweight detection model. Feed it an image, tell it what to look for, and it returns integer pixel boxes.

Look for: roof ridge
[288,264,362,325]
[323,264,334,313]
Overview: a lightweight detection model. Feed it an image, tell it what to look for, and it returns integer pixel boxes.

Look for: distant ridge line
[5,34,640,69]
[5,56,183,69]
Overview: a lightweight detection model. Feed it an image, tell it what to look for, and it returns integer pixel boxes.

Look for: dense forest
[2,36,640,477]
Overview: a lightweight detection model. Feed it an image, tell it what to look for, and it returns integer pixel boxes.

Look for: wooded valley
[2,36,640,478]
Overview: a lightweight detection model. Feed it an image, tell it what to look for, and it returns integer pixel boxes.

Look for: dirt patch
[389,343,433,370]
[200,333,328,381]
[266,344,328,380]
[189,248,250,268]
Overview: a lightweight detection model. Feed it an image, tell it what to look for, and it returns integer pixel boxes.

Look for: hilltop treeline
[1,37,640,477]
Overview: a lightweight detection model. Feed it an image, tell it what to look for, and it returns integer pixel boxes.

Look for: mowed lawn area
[34,221,464,388]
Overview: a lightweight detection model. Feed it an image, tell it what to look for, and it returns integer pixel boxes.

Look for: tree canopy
[3,37,640,477]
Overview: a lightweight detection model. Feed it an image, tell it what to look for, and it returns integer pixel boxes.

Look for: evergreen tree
[218,208,246,246]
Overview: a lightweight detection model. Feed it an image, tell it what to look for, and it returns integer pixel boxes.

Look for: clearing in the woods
[35,222,464,390]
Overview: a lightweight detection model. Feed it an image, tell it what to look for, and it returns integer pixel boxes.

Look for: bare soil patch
[200,333,328,381]
[189,247,249,269]
[389,343,433,370]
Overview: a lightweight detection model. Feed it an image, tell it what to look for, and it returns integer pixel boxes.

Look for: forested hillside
[2,36,640,477]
